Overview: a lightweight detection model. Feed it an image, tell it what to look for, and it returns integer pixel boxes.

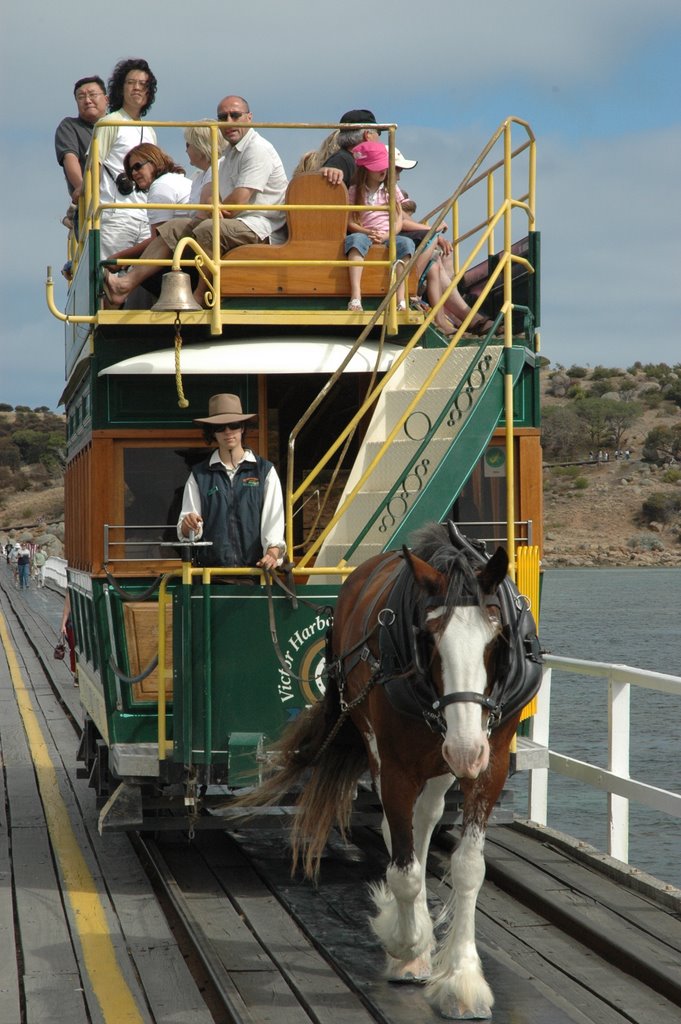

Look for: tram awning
[98,338,404,376]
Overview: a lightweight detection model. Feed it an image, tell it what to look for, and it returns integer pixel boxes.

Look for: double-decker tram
[46,113,542,829]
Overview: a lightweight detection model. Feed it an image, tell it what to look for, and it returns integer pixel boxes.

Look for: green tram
[46,115,543,828]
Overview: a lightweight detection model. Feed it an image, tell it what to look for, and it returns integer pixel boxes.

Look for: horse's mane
[407,522,483,615]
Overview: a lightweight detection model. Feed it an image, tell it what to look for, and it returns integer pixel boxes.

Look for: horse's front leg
[426,718,518,1019]
[370,769,435,973]
[379,772,455,983]
[426,823,492,1019]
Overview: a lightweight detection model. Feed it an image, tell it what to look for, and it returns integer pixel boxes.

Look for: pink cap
[352,140,389,171]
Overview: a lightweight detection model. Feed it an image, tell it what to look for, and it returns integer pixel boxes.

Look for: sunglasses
[129,159,151,173]
[217,110,247,122]
[214,422,243,432]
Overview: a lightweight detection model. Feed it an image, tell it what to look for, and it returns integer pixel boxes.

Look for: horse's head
[404,545,508,780]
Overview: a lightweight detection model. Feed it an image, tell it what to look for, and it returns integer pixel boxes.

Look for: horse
[241,522,543,1020]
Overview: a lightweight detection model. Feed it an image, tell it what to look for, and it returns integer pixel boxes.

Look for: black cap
[340,109,377,125]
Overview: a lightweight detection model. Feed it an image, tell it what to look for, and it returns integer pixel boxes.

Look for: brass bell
[152,270,202,312]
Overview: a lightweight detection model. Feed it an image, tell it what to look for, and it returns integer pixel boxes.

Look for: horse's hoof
[388,952,431,984]
[439,1004,492,1020]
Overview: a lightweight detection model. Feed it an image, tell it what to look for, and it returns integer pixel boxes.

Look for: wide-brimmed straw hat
[194,393,256,425]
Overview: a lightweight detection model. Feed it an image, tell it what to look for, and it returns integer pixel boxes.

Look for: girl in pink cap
[344,140,413,312]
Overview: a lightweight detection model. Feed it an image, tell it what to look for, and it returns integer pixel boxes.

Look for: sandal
[347,299,363,312]
[397,301,407,312]
[102,269,128,310]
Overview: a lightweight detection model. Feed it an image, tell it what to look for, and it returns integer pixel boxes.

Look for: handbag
[53,639,66,661]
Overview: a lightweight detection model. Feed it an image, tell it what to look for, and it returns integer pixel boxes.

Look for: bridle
[410,590,504,736]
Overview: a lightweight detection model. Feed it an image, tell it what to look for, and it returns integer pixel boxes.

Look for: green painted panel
[172,583,339,781]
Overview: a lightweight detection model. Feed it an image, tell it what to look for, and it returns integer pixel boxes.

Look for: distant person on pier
[103,94,287,308]
[32,546,47,588]
[55,75,108,229]
[16,543,31,590]
[60,593,78,683]
[177,394,285,572]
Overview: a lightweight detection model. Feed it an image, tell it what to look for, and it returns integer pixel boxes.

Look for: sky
[1,0,680,410]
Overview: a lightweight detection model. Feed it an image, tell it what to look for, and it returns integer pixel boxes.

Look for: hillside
[541,364,681,567]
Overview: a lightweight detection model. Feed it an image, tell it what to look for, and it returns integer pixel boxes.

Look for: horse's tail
[231,683,368,881]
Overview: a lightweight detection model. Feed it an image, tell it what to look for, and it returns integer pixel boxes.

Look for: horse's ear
[477,547,509,594]
[402,545,446,596]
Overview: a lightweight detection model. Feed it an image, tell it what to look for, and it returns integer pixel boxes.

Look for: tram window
[121,446,205,559]
[451,456,508,547]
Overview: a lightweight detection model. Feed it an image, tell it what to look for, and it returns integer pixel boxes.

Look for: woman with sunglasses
[103,144,192,299]
[177,394,285,573]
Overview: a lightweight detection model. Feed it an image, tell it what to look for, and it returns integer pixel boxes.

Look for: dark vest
[193,454,273,567]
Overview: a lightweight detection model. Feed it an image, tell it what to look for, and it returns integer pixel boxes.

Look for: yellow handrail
[286,117,537,575]
[48,119,405,333]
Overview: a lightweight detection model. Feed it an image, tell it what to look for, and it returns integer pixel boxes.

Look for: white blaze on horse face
[430,605,498,779]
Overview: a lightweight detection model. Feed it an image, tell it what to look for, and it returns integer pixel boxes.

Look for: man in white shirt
[103,95,287,308]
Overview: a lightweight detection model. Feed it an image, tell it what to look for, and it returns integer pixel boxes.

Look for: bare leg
[425,263,494,335]
[104,235,173,307]
[347,247,364,308]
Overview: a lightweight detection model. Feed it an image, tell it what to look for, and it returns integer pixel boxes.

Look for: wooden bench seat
[220,172,419,299]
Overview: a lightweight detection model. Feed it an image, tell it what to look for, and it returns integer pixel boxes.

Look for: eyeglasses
[217,110,247,122]
[125,78,150,90]
[76,90,105,101]
[129,160,151,173]
[214,422,243,432]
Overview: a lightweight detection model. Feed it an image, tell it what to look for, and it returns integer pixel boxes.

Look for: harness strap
[432,690,501,722]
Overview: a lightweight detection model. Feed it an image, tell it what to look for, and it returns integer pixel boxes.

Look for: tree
[541,406,584,461]
[576,397,642,451]
[642,424,681,465]
[605,401,643,450]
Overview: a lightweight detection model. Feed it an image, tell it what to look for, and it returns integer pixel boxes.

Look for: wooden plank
[23,973,88,1024]
[12,826,88,1023]
[485,827,681,962]
[477,881,681,1024]
[198,833,377,1024]
[230,828,445,1024]
[31,691,214,1024]
[158,839,305,1024]
[489,825,681,946]
[0,600,206,1024]
[0,735,22,1024]
[483,853,681,989]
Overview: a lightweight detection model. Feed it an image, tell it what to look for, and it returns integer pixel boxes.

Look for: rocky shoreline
[542,458,681,568]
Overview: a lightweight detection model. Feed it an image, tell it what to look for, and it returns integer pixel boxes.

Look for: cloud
[1,0,680,405]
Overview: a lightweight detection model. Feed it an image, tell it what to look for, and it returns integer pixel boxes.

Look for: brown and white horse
[242,524,538,1019]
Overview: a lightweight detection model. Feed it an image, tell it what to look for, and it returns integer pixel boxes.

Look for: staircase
[316,341,523,569]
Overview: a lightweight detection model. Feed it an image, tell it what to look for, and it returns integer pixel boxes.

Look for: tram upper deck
[47,116,543,581]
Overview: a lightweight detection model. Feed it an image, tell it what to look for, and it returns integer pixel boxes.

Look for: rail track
[2,567,680,1024]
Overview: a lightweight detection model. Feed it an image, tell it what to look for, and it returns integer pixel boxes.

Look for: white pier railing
[521,656,681,864]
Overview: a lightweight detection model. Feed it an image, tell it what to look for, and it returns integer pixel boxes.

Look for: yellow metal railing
[516,544,542,720]
[286,118,537,578]
[48,119,409,335]
[52,117,537,583]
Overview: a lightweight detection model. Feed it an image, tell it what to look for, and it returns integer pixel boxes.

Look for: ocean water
[509,568,681,890]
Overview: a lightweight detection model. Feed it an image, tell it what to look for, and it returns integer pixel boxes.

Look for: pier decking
[1,567,680,1024]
